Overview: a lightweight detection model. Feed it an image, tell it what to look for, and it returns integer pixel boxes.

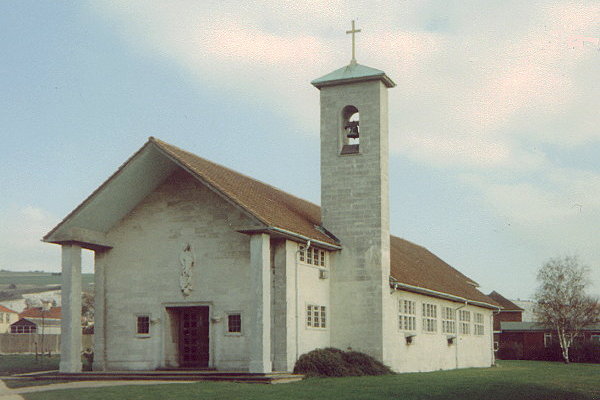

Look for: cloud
[0,206,94,272]
[86,1,599,293]
[0,206,61,271]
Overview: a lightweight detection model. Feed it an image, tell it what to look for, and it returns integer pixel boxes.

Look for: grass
[0,271,94,288]
[0,354,60,376]
[13,361,600,400]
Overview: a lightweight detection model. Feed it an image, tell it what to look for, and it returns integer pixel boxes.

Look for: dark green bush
[293,347,393,377]
[341,351,393,376]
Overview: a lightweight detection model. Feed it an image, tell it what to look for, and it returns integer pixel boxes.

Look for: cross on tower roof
[346,20,361,65]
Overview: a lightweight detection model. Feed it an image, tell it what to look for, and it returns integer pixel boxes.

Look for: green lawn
[16,361,600,400]
[0,354,59,376]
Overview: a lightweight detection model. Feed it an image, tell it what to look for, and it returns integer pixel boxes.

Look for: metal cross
[346,20,361,64]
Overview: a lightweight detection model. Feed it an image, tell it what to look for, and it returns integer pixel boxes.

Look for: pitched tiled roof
[151,138,338,246]
[154,138,496,307]
[488,291,524,311]
[0,305,17,314]
[19,307,62,319]
[390,236,498,307]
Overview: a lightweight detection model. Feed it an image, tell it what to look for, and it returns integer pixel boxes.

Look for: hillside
[0,271,94,301]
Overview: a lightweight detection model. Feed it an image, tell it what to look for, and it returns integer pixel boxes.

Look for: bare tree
[534,256,599,363]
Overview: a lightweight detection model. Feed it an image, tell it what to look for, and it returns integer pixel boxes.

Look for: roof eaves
[391,281,500,310]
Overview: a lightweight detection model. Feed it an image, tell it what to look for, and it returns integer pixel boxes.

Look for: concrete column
[92,250,106,371]
[248,234,272,373]
[60,244,82,373]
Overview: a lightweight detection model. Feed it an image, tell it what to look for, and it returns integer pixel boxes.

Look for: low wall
[0,333,93,354]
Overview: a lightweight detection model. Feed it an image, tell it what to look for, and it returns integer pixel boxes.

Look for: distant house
[487,291,524,350]
[0,305,19,333]
[11,307,62,334]
[489,291,600,359]
[499,321,600,359]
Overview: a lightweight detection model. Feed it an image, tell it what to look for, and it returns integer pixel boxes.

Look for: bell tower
[311,21,396,365]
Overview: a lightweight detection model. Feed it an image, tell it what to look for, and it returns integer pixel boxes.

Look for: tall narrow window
[341,106,360,155]
[422,303,438,333]
[474,313,484,335]
[442,306,456,334]
[136,315,150,335]
[459,310,470,335]
[228,313,242,334]
[399,299,416,331]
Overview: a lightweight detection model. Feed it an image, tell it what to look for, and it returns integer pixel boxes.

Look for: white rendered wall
[390,290,494,373]
[99,169,258,371]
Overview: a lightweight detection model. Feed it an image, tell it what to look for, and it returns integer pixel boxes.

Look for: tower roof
[311,62,396,89]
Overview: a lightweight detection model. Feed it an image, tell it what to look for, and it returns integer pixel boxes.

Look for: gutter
[391,282,500,310]
[266,227,341,251]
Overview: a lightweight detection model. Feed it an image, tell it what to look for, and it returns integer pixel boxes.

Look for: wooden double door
[172,306,210,368]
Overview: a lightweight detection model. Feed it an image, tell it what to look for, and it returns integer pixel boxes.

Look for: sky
[0,1,598,299]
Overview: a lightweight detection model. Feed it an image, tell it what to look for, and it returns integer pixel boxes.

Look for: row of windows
[11,325,37,334]
[398,300,485,335]
[299,246,327,267]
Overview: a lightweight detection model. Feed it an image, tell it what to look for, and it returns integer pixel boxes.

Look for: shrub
[341,351,394,376]
[293,348,393,377]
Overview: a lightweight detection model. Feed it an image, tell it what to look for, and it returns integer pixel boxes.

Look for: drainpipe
[454,301,468,369]
[295,240,310,365]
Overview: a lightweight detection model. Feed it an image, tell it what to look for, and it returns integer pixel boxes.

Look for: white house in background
[10,306,62,335]
[0,305,19,333]
[43,41,499,374]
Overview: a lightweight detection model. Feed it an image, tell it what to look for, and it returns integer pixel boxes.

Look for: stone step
[13,371,304,384]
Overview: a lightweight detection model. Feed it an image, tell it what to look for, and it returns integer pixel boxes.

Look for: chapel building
[44,50,499,374]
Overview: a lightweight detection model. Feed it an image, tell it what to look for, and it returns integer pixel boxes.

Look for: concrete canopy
[43,140,179,250]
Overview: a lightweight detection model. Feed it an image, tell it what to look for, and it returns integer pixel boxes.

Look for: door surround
[162,302,214,369]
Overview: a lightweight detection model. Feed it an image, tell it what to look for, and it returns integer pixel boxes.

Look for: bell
[345,121,359,139]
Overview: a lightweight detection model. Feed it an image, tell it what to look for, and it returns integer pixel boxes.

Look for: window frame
[422,303,438,333]
[306,304,327,329]
[442,306,456,334]
[298,245,328,268]
[459,310,471,335]
[474,312,484,335]
[399,299,417,332]
[226,312,243,336]
[135,314,151,337]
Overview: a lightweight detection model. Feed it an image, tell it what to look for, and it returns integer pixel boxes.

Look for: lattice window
[399,299,417,331]
[459,310,470,335]
[474,313,484,335]
[307,305,327,328]
[422,303,438,333]
[442,306,456,334]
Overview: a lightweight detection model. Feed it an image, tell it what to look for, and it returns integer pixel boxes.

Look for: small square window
[228,313,242,333]
[137,315,150,335]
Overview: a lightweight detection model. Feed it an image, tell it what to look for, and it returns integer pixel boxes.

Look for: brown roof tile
[19,307,62,319]
[154,138,497,307]
[151,138,338,246]
[0,305,17,314]
[390,236,498,307]
[487,291,524,311]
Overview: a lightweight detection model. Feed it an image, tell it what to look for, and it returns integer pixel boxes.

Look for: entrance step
[13,370,304,384]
